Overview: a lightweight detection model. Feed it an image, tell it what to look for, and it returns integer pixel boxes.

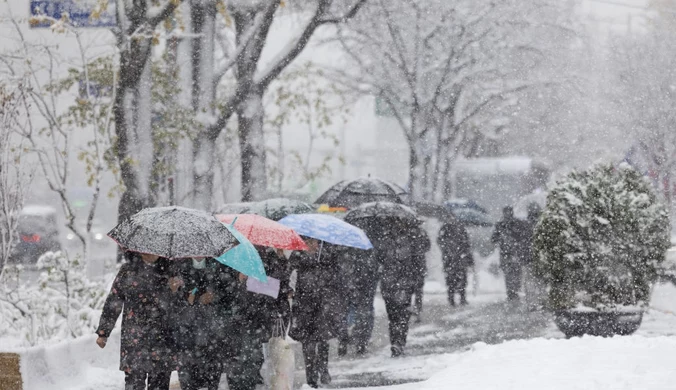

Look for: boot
[391,345,405,358]
[320,370,332,385]
[460,291,468,306]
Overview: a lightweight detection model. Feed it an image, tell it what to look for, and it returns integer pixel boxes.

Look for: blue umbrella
[278,214,373,250]
[215,223,267,282]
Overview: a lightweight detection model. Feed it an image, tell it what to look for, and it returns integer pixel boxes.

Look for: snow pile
[15,331,123,390]
[383,335,676,390]
[0,252,109,347]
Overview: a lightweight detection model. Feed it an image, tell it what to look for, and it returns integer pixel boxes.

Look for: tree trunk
[409,136,433,202]
[190,0,218,210]
[238,87,267,201]
[192,133,218,211]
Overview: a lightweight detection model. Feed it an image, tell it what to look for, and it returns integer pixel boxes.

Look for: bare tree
[0,12,116,264]
[112,0,182,221]
[332,0,576,201]
[182,0,367,208]
[0,81,31,277]
[610,7,676,212]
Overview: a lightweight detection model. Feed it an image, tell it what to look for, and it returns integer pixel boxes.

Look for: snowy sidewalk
[323,290,551,388]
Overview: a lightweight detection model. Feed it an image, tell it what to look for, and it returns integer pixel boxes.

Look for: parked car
[10,205,61,264]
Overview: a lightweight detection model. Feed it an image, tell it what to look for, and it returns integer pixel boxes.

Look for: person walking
[410,227,430,321]
[491,206,528,302]
[337,247,379,356]
[171,257,228,390]
[438,219,474,306]
[227,247,293,390]
[289,239,345,388]
[95,251,177,390]
[377,222,424,357]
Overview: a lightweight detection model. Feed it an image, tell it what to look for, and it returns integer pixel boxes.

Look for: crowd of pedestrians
[95,196,543,390]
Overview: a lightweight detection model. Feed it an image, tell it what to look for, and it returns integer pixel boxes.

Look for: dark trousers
[504,265,522,301]
[227,341,264,390]
[382,290,413,353]
[340,286,377,353]
[444,267,468,306]
[178,363,221,390]
[302,341,329,387]
[124,371,171,390]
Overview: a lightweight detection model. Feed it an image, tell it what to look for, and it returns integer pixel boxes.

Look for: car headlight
[94,233,103,240]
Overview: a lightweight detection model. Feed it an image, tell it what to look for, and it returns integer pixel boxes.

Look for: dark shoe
[391,345,405,358]
[356,345,368,356]
[320,370,331,385]
[307,380,319,389]
[460,298,468,306]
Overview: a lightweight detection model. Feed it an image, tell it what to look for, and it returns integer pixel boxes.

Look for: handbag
[267,315,295,390]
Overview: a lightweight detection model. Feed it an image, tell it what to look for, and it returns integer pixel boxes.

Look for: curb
[0,353,22,390]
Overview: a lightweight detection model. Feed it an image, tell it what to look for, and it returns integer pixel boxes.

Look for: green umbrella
[215,221,267,282]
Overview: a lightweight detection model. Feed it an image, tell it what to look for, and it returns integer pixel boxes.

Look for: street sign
[30,0,117,28]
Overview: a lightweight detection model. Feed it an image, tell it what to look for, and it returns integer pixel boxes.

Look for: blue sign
[30,0,116,28]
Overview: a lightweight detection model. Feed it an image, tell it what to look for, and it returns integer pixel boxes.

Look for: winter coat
[377,226,424,303]
[289,247,347,342]
[171,258,228,354]
[491,217,529,267]
[339,247,380,305]
[241,248,292,341]
[438,221,474,271]
[410,228,431,288]
[96,253,177,373]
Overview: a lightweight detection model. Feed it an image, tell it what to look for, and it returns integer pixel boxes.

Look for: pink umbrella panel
[215,214,309,251]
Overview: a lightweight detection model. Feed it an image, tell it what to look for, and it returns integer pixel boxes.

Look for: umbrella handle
[317,241,324,262]
[231,216,238,226]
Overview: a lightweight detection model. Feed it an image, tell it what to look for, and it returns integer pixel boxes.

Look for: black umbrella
[413,201,456,222]
[315,177,408,208]
[344,201,420,225]
[248,198,315,221]
[108,206,239,259]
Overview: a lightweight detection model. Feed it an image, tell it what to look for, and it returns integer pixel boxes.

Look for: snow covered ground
[6,275,676,389]
[345,335,676,390]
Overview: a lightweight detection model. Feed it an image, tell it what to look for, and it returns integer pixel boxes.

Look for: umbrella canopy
[344,201,420,225]
[215,214,309,251]
[314,177,408,208]
[214,202,255,215]
[247,198,315,221]
[108,206,239,259]
[216,223,267,281]
[278,214,373,250]
[413,201,456,222]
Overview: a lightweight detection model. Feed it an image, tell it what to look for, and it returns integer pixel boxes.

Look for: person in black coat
[226,247,292,390]
[491,206,528,301]
[95,251,177,390]
[377,222,423,357]
[337,246,379,356]
[171,257,230,390]
[289,239,346,388]
[410,227,430,320]
[438,219,474,306]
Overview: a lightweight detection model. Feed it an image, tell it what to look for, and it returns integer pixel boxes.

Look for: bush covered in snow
[534,163,671,311]
[0,251,109,346]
